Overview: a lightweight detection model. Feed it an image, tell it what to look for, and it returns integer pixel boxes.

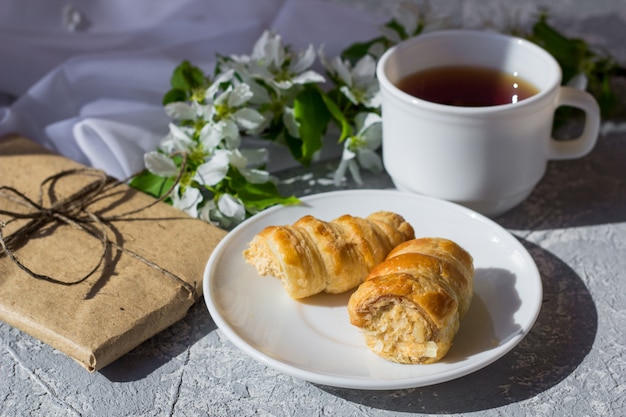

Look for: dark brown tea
[396,65,539,107]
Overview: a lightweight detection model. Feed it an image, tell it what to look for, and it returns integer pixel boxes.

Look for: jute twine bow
[0,161,198,300]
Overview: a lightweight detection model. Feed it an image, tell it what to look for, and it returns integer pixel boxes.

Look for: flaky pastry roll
[348,237,474,364]
[243,211,414,299]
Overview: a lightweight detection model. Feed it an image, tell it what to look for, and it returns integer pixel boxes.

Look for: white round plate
[203,190,542,390]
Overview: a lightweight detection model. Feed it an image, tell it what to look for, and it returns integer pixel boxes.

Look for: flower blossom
[231,30,325,90]
[333,112,383,186]
[144,150,179,177]
[193,148,269,188]
[204,82,266,149]
[170,183,202,219]
[378,1,448,44]
[163,69,236,123]
[162,68,265,153]
[158,123,196,154]
[192,147,271,228]
[199,194,246,229]
[321,51,381,109]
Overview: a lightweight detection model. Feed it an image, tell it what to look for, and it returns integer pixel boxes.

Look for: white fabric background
[0,0,384,178]
[1,0,624,179]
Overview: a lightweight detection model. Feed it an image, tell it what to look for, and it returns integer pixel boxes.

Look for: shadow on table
[100,300,216,382]
[277,133,626,231]
[497,133,626,230]
[318,239,598,414]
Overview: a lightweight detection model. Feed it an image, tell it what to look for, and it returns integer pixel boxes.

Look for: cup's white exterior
[377,30,600,216]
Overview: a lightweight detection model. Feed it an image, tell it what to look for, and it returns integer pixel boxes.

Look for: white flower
[567,73,589,90]
[216,83,254,108]
[321,51,380,109]
[233,107,266,133]
[251,30,283,67]
[164,101,196,120]
[205,69,236,99]
[240,147,268,167]
[226,148,268,183]
[159,123,196,154]
[209,83,266,136]
[366,42,387,60]
[282,107,300,138]
[245,30,325,90]
[333,112,383,186]
[144,151,179,177]
[217,193,246,223]
[468,2,535,32]
[243,77,272,105]
[379,2,422,43]
[198,193,246,229]
[164,100,211,121]
[200,119,241,151]
[171,183,202,218]
[197,199,219,226]
[194,150,230,186]
[343,56,380,108]
[194,148,272,188]
[379,1,447,42]
[242,168,271,184]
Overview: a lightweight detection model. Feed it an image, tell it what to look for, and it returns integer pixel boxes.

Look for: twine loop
[0,165,197,299]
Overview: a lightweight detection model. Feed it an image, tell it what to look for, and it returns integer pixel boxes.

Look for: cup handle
[549,86,601,160]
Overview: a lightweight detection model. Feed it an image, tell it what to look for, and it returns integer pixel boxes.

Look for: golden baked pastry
[243,211,415,299]
[347,237,474,364]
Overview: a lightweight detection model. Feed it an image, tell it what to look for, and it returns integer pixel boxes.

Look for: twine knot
[0,167,197,299]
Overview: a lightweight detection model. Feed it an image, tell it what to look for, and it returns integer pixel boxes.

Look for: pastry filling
[364,301,438,361]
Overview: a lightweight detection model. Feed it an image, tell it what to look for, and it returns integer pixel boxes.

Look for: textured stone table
[1,1,626,416]
[2,126,625,417]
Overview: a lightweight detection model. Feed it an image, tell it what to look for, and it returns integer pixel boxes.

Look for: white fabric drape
[0,0,384,178]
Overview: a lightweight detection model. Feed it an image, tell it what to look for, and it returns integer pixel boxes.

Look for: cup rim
[376,29,563,114]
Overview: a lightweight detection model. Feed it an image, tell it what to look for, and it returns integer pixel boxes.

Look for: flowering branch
[130,2,625,230]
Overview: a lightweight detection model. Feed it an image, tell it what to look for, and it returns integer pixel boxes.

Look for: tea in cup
[377,30,601,216]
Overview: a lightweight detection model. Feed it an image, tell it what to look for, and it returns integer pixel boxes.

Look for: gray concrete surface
[1,0,625,416]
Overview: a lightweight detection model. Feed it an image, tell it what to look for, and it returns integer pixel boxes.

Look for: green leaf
[162,88,188,106]
[293,86,331,165]
[129,170,175,199]
[383,20,409,40]
[341,37,386,65]
[239,182,300,212]
[226,167,300,212]
[170,60,206,93]
[281,129,304,162]
[596,73,618,117]
[526,15,626,118]
[340,20,420,66]
[321,93,352,142]
[530,19,587,82]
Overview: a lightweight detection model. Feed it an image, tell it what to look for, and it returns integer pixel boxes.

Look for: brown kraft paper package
[0,135,228,371]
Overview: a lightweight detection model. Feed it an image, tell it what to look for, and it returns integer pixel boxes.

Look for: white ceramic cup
[377,30,601,216]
